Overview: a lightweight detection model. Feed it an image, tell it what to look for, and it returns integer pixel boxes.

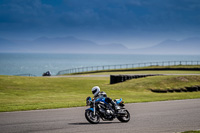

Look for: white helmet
[92,86,100,97]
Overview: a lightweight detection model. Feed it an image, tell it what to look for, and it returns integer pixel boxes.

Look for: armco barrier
[15,74,36,77]
[56,61,200,75]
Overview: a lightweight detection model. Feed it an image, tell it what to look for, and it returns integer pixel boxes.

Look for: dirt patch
[176,77,189,82]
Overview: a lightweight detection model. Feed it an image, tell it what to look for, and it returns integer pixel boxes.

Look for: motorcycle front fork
[93,101,96,116]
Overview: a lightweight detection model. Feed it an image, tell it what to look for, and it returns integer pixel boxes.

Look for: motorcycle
[85,96,130,124]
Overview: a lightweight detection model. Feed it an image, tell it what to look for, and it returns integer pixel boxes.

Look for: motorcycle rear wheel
[117,109,130,122]
[85,110,100,124]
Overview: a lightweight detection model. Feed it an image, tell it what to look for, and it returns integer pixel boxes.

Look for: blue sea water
[0,53,200,76]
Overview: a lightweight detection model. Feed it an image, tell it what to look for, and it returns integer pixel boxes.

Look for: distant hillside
[0,36,199,54]
[0,36,130,54]
[0,37,18,52]
[132,37,200,54]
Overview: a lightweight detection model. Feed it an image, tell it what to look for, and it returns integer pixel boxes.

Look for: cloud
[0,0,54,31]
[1,0,200,31]
[0,0,200,47]
[57,0,200,32]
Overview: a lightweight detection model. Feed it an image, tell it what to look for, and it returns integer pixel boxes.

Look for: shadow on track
[68,121,120,125]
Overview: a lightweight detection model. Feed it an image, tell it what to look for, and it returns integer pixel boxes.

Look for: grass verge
[181,131,200,133]
[0,75,200,112]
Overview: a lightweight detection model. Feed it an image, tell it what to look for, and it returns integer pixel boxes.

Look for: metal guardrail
[15,74,37,77]
[56,61,200,75]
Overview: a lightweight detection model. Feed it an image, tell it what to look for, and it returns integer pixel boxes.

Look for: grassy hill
[0,74,200,112]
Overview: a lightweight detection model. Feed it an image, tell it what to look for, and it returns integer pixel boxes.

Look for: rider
[91,86,120,111]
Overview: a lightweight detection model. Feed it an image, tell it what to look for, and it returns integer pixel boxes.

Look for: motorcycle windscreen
[116,98,123,105]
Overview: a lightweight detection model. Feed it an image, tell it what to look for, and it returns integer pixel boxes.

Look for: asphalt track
[1,99,200,133]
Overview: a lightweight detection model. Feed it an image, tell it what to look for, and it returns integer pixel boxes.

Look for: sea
[0,53,200,76]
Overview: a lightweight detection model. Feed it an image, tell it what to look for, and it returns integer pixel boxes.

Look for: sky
[0,0,200,49]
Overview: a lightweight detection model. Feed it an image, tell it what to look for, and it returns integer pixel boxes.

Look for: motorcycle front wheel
[117,109,130,122]
[85,110,100,124]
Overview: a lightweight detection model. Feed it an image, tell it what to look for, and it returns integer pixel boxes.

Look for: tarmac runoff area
[0,99,200,133]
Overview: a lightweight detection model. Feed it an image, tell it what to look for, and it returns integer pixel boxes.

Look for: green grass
[0,75,200,112]
[181,131,200,133]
